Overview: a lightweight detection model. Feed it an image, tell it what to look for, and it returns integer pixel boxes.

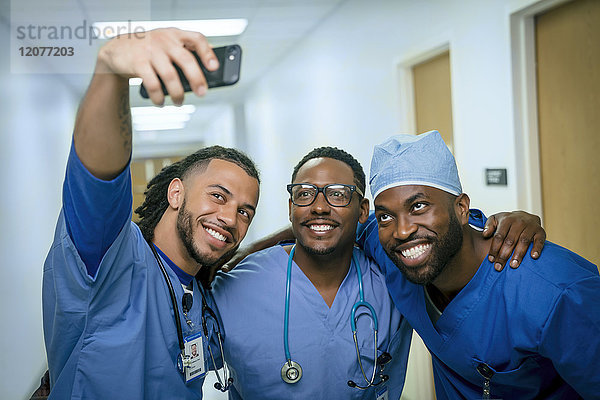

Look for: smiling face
[289,157,368,257]
[374,185,465,285]
[175,159,259,267]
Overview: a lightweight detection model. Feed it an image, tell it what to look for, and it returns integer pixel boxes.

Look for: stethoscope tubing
[284,244,383,388]
[149,242,186,353]
[149,240,231,390]
[284,245,296,362]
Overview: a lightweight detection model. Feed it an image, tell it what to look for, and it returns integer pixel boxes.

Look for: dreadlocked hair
[135,145,260,242]
[291,146,366,195]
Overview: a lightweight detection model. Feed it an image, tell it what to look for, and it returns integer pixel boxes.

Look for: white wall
[0,68,79,400]
[243,0,542,240]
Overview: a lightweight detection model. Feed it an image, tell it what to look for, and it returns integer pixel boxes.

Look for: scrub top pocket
[471,356,548,398]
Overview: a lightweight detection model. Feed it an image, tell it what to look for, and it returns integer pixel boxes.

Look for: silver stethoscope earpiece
[282,245,389,388]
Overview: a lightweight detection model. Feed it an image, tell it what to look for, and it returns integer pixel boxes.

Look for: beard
[384,210,463,285]
[176,199,221,267]
[298,239,336,256]
[294,225,338,257]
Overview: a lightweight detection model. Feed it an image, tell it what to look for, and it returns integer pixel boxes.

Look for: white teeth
[309,224,334,232]
[205,227,226,242]
[401,244,431,259]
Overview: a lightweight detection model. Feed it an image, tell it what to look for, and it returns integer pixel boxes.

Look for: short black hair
[291,146,365,195]
[135,145,260,241]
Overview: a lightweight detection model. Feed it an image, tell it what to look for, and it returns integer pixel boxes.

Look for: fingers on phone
[136,64,165,106]
[139,29,217,104]
[152,52,185,105]
[169,46,207,97]
[181,31,219,72]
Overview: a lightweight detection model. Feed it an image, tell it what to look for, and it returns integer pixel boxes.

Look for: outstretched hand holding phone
[97,28,220,105]
[139,44,241,99]
[74,28,219,180]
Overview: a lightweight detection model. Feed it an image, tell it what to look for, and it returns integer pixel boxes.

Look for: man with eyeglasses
[210,147,545,399]
[212,147,411,399]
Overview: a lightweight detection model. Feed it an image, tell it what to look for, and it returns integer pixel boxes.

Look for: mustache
[300,217,340,226]
[389,233,434,250]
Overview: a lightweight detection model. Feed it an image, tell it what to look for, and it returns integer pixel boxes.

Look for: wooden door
[413,51,454,151]
[535,0,600,266]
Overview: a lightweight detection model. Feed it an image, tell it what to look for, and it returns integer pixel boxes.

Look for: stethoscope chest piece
[281,360,303,384]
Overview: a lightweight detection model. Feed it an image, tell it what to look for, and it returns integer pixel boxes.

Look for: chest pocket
[472,356,546,398]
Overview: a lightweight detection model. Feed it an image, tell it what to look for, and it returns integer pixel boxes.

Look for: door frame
[509,0,572,219]
[395,40,451,136]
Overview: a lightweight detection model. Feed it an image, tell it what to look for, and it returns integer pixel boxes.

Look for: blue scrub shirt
[42,145,214,399]
[358,212,600,399]
[212,245,412,400]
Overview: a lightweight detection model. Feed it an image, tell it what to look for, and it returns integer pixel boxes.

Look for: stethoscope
[281,245,390,389]
[149,242,233,391]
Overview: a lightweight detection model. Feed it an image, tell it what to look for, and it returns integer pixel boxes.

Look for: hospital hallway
[1,0,598,398]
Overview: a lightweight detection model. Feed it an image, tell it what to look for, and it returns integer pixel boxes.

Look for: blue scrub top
[358,212,600,399]
[212,245,412,400]
[42,145,213,399]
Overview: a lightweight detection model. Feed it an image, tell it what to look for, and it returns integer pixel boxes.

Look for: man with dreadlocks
[42,29,260,399]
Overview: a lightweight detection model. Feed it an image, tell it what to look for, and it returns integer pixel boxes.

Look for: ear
[167,178,185,210]
[454,193,470,225]
[358,197,370,224]
[288,198,293,223]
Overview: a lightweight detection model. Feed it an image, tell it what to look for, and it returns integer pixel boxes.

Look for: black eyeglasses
[287,183,363,207]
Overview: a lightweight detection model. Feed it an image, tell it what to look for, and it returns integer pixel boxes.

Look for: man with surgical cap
[358,130,600,398]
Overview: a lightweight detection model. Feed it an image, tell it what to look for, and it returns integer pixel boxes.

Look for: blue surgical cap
[369,130,462,199]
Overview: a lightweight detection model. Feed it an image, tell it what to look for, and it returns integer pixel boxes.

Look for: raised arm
[74,28,219,179]
[66,29,219,276]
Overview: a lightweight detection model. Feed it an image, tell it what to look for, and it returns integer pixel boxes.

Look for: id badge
[182,331,206,382]
[376,386,389,400]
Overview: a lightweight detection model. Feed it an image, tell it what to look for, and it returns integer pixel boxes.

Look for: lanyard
[149,241,232,391]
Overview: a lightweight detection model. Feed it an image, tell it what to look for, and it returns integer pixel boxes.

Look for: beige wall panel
[413,51,454,151]
[131,160,149,223]
[536,0,600,266]
[131,157,183,222]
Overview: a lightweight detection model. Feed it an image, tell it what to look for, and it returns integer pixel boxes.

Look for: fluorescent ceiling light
[134,114,191,124]
[134,122,187,131]
[132,105,196,132]
[94,19,248,40]
[132,105,196,116]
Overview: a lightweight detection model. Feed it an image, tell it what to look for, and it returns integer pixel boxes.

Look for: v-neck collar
[416,258,501,351]
[277,245,357,320]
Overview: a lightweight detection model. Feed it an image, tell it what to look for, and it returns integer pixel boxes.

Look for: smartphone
[140,44,242,98]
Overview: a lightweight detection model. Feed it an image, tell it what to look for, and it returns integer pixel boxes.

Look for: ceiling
[22,0,348,156]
